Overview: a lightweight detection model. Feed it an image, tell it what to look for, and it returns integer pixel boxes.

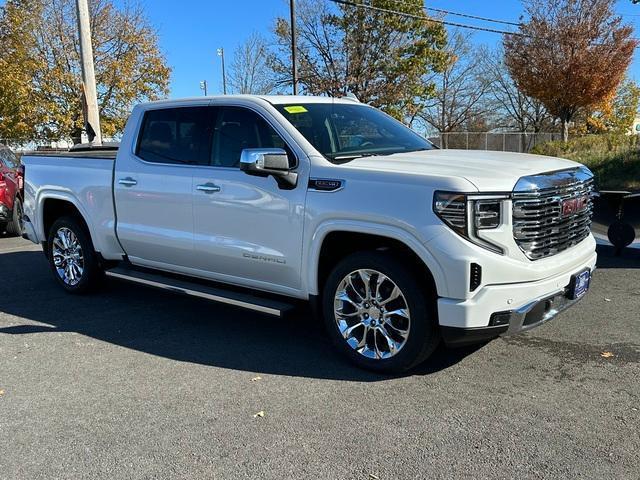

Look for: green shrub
[530,134,640,191]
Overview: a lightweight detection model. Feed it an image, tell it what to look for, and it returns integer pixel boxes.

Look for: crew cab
[21,96,597,372]
[0,144,24,236]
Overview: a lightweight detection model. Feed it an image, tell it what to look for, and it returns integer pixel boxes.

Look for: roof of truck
[141,94,361,107]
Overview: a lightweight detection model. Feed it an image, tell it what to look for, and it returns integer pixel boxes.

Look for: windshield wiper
[331,153,383,161]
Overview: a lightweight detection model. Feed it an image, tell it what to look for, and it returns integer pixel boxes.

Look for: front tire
[322,251,439,373]
[47,216,102,294]
[5,197,23,236]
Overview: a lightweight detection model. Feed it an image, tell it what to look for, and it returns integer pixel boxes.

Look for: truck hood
[344,149,583,192]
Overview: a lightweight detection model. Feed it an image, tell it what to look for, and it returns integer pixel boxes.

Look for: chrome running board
[105,267,293,317]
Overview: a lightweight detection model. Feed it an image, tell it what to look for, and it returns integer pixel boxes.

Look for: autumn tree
[0,0,44,142]
[0,0,170,143]
[228,33,276,95]
[504,0,637,142]
[602,78,640,133]
[271,0,448,120]
[418,32,490,144]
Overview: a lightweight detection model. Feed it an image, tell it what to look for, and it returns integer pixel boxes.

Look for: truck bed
[21,152,122,257]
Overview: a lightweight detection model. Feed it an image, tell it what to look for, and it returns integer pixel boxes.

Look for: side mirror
[240,148,298,188]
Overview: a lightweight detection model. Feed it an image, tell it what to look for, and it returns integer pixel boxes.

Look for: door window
[137,107,213,165]
[212,107,289,168]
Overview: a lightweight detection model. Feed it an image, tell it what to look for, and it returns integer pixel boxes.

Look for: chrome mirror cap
[240,148,297,188]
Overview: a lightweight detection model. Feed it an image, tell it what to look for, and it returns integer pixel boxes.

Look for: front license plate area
[568,269,591,300]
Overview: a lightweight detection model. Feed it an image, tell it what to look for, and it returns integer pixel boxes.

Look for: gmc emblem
[560,195,588,217]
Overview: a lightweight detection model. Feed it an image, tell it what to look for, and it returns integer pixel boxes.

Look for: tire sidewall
[322,251,437,373]
[47,217,99,294]
[11,197,23,235]
[5,197,23,236]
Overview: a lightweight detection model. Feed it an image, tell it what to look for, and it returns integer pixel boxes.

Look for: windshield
[274,102,434,162]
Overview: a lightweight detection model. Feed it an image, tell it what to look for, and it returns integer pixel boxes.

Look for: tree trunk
[561,118,569,143]
[71,127,83,145]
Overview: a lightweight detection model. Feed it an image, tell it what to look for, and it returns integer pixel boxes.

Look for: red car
[0,144,24,236]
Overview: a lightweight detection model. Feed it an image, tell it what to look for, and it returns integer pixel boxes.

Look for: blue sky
[5,0,640,97]
[137,0,640,98]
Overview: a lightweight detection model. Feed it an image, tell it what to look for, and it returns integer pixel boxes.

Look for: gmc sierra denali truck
[21,96,596,372]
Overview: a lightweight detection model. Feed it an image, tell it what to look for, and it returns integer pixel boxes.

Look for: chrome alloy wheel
[52,227,85,286]
[334,269,411,360]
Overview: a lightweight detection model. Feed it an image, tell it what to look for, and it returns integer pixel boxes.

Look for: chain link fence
[427,132,566,153]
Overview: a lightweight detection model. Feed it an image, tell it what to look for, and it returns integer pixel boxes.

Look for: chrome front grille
[512,168,594,260]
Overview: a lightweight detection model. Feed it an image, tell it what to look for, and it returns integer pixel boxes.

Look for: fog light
[490,311,511,326]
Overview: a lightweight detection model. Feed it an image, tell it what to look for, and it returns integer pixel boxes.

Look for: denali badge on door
[568,269,591,300]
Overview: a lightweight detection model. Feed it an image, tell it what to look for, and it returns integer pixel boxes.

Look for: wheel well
[42,199,89,239]
[317,231,438,299]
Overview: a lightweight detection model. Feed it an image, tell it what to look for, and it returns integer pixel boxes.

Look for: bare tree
[418,31,490,146]
[482,47,550,131]
[480,47,553,150]
[228,33,275,95]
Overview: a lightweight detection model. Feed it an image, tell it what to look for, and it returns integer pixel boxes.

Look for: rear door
[114,104,214,268]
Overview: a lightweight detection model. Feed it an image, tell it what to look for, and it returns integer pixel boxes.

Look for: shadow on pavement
[0,250,483,381]
[596,244,640,269]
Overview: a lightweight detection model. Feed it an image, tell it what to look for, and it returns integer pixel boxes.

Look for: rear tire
[47,216,102,294]
[322,251,439,373]
[5,197,23,236]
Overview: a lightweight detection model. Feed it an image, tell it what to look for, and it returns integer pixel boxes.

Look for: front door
[191,106,307,294]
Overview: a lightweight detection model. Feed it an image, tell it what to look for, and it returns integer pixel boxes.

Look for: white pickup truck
[21,95,597,372]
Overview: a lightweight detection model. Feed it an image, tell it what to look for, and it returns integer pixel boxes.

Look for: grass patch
[530,134,640,191]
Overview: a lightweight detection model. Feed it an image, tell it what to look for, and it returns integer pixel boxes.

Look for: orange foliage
[504,0,637,141]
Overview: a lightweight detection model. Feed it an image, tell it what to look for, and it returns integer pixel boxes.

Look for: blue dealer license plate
[569,270,591,300]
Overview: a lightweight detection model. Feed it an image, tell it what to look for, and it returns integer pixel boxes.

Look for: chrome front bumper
[440,266,594,347]
[500,284,590,335]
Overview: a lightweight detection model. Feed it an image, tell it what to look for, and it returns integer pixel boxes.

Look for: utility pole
[217,48,227,95]
[290,0,298,95]
[199,80,208,96]
[75,0,102,145]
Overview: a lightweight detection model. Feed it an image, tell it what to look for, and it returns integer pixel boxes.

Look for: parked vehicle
[592,190,639,252]
[21,96,597,372]
[0,144,24,236]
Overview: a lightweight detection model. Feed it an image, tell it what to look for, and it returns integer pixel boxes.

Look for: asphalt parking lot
[0,235,639,479]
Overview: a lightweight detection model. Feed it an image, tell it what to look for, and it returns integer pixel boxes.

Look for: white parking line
[0,245,42,254]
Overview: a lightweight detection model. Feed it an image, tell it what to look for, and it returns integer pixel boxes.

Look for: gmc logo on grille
[560,195,588,217]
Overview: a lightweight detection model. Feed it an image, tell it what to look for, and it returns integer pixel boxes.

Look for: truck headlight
[474,199,502,229]
[434,192,507,254]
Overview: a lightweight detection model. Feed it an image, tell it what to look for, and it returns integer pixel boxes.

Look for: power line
[426,5,521,27]
[329,0,525,36]
[384,0,521,27]
[330,0,640,44]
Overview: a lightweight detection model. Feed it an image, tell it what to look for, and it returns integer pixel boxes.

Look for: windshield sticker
[284,105,308,114]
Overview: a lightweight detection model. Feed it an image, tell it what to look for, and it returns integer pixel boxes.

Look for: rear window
[137,107,213,165]
[0,147,18,168]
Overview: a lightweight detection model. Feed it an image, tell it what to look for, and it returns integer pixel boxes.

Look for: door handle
[196,183,221,193]
[118,177,137,187]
